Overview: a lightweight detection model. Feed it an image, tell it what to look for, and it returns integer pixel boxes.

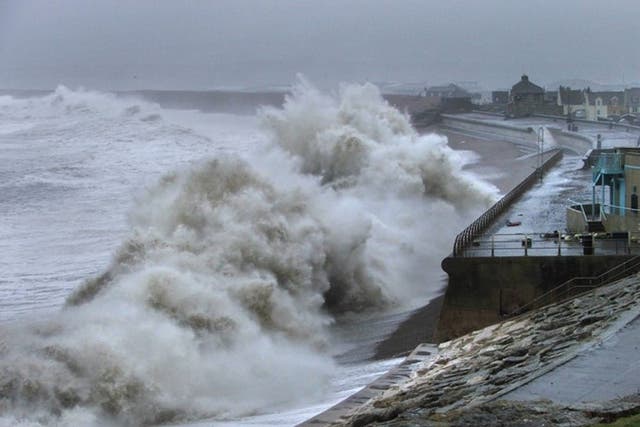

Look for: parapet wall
[546,127,594,154]
[436,255,633,341]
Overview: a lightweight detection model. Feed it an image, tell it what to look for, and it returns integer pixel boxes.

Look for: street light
[538,126,544,181]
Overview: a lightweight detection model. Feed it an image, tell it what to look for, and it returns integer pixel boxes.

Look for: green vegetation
[592,413,640,426]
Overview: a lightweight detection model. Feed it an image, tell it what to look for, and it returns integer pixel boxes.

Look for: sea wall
[440,114,539,145]
[546,127,594,154]
[441,113,596,155]
[534,113,640,133]
[436,254,632,341]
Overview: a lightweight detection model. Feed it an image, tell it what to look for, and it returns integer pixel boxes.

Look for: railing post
[557,238,561,256]
[491,235,495,257]
[524,234,528,256]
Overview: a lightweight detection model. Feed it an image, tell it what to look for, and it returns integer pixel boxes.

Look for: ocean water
[0,82,497,426]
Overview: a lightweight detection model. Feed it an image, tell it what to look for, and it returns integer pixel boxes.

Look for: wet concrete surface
[504,315,640,405]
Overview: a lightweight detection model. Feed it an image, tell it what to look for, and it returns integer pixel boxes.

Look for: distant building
[384,94,440,115]
[423,83,473,112]
[625,88,640,114]
[544,90,558,104]
[584,90,625,120]
[558,86,586,118]
[507,75,545,117]
[491,90,509,105]
[424,83,470,99]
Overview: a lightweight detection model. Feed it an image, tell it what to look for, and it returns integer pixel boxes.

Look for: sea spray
[0,81,499,425]
[259,79,499,301]
[0,156,341,425]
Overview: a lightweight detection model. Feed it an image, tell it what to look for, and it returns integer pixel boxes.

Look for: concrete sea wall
[436,255,633,341]
[546,127,594,154]
[441,113,596,155]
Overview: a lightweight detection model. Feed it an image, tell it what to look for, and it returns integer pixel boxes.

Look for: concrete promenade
[505,315,640,406]
[330,273,640,426]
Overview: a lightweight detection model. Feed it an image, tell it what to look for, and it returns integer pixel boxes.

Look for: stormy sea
[0,80,498,426]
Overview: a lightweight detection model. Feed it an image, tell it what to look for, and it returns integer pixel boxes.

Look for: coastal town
[397,74,640,125]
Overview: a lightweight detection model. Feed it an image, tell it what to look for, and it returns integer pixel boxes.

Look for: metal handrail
[568,198,602,222]
[452,149,563,256]
[508,255,640,317]
[463,231,639,257]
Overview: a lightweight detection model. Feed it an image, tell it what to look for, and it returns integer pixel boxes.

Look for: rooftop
[511,75,544,95]
[559,86,585,105]
[425,83,471,99]
[586,90,624,106]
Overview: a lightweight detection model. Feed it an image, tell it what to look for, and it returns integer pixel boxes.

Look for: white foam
[0,81,498,425]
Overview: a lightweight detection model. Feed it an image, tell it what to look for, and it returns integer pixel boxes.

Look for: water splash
[0,80,498,425]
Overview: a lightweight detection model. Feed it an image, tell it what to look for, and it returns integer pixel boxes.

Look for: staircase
[509,255,640,317]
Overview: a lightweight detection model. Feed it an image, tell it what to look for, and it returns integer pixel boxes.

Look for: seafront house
[583,89,625,121]
[568,148,640,234]
[557,87,635,121]
[558,86,586,118]
[507,74,545,117]
[625,88,640,114]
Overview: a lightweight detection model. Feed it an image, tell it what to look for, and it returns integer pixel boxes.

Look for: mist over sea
[0,81,497,426]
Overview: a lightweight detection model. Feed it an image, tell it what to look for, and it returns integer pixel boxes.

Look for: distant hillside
[545,79,640,91]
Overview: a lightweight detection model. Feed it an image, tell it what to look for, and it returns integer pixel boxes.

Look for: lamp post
[538,126,544,182]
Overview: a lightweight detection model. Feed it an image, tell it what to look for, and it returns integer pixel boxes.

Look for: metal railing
[461,232,639,257]
[593,152,624,179]
[452,149,563,256]
[508,255,640,317]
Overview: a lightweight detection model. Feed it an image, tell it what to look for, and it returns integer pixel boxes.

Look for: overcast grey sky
[0,0,638,91]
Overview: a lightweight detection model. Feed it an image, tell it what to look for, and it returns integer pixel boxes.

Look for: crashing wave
[0,80,498,425]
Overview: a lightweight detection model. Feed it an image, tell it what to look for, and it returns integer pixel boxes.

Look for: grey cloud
[0,0,638,90]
